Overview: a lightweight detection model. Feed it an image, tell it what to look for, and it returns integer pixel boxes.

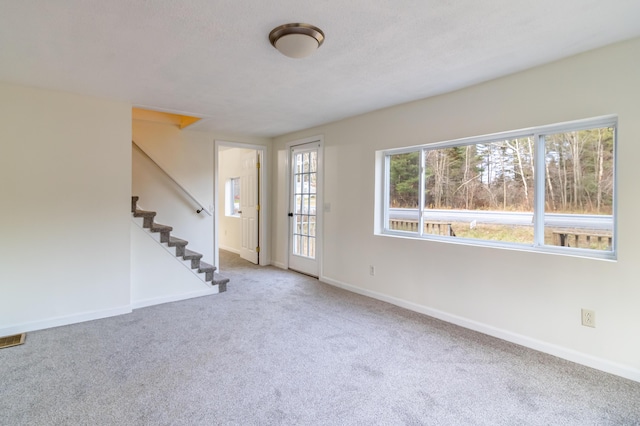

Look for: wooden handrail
[132,140,212,216]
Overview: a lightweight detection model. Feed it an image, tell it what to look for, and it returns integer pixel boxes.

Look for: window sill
[376,230,617,262]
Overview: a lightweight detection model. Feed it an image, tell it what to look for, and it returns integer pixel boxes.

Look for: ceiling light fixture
[269,23,325,59]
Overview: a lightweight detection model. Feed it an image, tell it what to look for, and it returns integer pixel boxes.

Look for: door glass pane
[303,153,309,173]
[309,236,316,257]
[297,154,303,173]
[295,175,302,195]
[310,173,317,194]
[295,195,302,213]
[295,215,302,234]
[309,216,316,237]
[310,194,316,215]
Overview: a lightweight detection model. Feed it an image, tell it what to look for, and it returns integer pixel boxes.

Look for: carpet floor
[1,250,639,425]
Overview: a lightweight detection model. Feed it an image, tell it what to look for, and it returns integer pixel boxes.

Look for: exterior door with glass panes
[288,142,321,277]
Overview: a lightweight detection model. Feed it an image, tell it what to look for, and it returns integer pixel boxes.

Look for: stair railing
[132,140,212,216]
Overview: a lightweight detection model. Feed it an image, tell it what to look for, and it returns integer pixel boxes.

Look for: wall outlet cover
[581,308,595,328]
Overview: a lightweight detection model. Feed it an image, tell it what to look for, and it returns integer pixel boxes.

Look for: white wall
[272,38,640,380]
[0,83,132,335]
[130,221,216,308]
[218,148,255,253]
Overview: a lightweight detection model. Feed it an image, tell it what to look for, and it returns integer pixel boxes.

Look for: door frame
[214,140,269,270]
[285,135,324,277]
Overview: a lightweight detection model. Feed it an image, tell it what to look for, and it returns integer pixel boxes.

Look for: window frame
[225,177,241,217]
[379,115,618,260]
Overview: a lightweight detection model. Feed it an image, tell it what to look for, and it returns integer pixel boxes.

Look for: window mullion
[533,133,546,246]
[418,149,426,236]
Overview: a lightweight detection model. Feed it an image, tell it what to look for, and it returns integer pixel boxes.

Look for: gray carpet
[1,250,639,425]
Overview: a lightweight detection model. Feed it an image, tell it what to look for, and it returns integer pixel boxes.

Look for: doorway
[215,142,268,270]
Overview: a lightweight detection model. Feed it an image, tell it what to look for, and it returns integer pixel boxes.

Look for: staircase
[131,196,229,292]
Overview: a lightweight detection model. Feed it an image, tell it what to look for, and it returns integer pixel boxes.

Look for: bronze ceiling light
[269,23,325,59]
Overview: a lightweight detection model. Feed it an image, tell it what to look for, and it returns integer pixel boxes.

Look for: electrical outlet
[581,309,595,328]
[369,265,375,276]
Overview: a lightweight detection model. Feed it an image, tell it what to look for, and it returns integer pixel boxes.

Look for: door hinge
[256,204,260,211]
[256,246,260,253]
[256,162,260,169]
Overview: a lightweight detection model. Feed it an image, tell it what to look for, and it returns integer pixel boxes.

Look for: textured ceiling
[1,1,639,137]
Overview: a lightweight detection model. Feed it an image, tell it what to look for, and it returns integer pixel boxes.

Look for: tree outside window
[383,117,616,258]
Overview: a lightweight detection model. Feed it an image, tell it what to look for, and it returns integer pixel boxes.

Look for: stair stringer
[131,220,218,309]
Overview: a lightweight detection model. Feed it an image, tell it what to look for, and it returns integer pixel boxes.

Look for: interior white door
[240,150,259,264]
[288,143,321,277]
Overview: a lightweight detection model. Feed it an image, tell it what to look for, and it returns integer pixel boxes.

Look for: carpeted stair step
[133,209,157,228]
[213,273,229,292]
[149,223,172,243]
[182,249,203,269]
[197,261,216,282]
[168,236,189,257]
[131,196,230,291]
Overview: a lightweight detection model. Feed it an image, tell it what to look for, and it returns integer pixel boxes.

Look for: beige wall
[218,147,255,253]
[272,38,640,380]
[133,120,217,263]
[0,83,132,334]
[132,120,271,265]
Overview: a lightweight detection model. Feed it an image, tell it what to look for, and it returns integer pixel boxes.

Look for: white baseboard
[272,261,286,269]
[0,306,132,337]
[132,287,218,309]
[320,275,640,383]
[219,245,240,255]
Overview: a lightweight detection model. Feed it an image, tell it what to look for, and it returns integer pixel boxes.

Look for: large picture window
[382,116,616,259]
